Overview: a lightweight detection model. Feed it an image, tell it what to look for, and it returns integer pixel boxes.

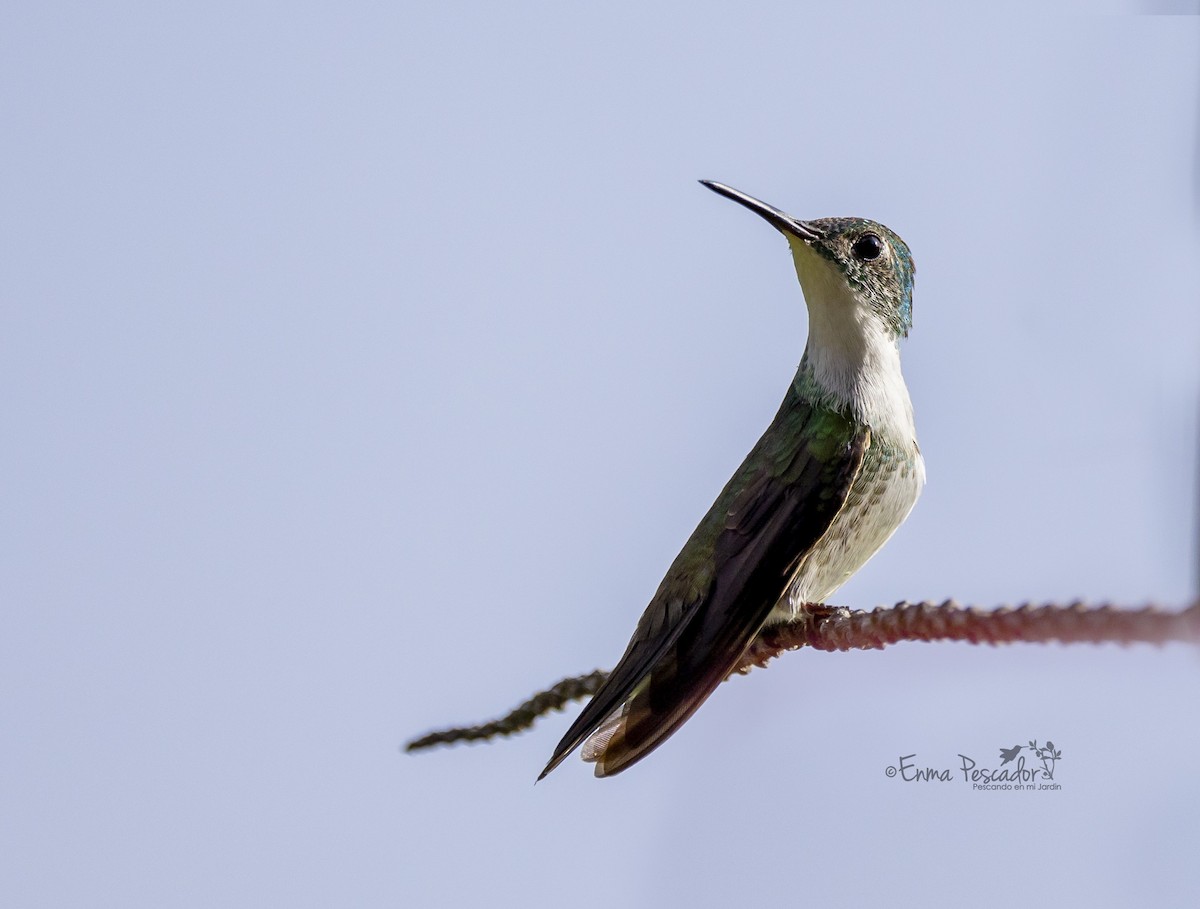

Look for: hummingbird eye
[851,234,883,261]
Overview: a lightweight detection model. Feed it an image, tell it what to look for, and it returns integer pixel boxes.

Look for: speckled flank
[780,433,923,613]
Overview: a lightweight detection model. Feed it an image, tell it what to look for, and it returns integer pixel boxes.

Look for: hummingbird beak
[699,181,822,243]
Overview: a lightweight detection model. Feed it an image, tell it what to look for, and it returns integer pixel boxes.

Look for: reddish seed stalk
[405,600,1200,753]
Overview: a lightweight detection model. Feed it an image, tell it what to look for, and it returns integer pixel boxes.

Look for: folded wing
[540,391,868,778]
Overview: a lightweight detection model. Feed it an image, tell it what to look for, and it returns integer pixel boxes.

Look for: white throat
[788,240,917,444]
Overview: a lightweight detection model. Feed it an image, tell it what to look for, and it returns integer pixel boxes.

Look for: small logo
[884,739,1064,791]
[999,740,1062,779]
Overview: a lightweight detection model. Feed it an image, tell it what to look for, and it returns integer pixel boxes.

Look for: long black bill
[699,180,822,243]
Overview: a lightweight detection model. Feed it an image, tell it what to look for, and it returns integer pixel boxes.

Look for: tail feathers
[580,713,624,766]
[578,660,726,778]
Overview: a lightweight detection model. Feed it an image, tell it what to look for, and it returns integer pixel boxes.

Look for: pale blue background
[3,3,1199,907]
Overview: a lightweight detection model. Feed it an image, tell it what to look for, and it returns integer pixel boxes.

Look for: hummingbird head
[700,181,915,339]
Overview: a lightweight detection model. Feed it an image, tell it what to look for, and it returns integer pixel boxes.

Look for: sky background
[3,3,1200,907]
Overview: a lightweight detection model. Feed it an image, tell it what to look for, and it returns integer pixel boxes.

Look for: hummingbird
[539,181,924,779]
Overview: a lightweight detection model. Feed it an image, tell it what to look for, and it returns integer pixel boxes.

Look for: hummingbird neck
[785,234,915,443]
[794,306,916,444]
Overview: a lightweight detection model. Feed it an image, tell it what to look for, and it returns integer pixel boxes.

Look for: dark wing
[539,390,868,778]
